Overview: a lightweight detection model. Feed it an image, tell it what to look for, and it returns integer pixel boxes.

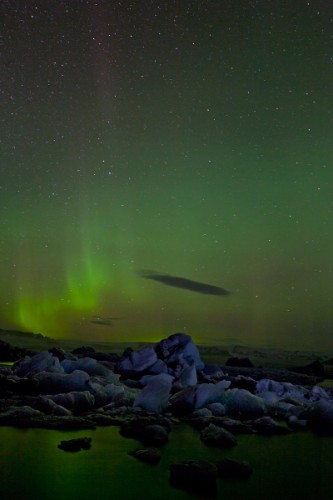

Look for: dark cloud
[90,316,122,326]
[138,270,230,296]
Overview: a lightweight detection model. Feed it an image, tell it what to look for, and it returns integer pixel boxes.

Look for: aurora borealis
[1,1,332,348]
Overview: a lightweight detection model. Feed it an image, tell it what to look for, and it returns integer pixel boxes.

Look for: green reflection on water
[0,425,332,500]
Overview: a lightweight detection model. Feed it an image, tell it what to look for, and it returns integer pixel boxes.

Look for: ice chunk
[117,347,157,375]
[15,351,64,377]
[35,370,90,394]
[224,389,265,418]
[133,373,173,413]
[195,380,231,409]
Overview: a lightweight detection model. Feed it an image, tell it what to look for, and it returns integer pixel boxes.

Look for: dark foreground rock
[58,437,92,452]
[252,416,292,435]
[0,406,96,430]
[129,447,161,465]
[307,400,333,433]
[120,416,171,446]
[200,423,237,448]
[169,460,217,494]
[216,458,253,478]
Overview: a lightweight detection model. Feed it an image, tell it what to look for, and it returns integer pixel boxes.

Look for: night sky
[1,1,332,349]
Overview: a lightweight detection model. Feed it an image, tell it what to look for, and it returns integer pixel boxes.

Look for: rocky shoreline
[1,333,333,494]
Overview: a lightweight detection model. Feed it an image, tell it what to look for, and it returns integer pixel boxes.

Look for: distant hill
[0,328,54,351]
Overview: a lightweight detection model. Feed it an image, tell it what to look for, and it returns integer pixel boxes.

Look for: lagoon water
[1,424,332,500]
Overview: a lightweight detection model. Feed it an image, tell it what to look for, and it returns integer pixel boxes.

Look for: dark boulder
[58,437,92,452]
[48,347,68,361]
[252,416,292,435]
[216,458,253,478]
[214,416,255,435]
[129,447,161,465]
[200,423,237,448]
[226,357,254,368]
[119,416,171,444]
[169,386,197,416]
[139,424,169,446]
[289,360,325,379]
[169,460,217,494]
[229,376,257,393]
[71,346,96,357]
[307,399,333,433]
[0,406,95,429]
[90,352,121,364]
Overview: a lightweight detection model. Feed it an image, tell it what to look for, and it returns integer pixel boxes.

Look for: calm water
[0,424,332,500]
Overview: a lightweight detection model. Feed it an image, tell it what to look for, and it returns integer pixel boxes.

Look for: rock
[201,364,225,381]
[206,402,226,416]
[226,357,254,368]
[61,357,114,378]
[191,408,213,418]
[119,416,171,442]
[117,347,157,377]
[156,333,204,371]
[179,362,197,387]
[33,396,72,416]
[71,346,96,357]
[90,352,121,363]
[4,376,39,395]
[289,360,325,379]
[90,383,125,407]
[47,391,95,413]
[310,385,329,401]
[169,460,217,494]
[195,380,231,409]
[133,374,173,413]
[140,424,169,446]
[35,370,90,394]
[288,415,308,430]
[146,359,168,375]
[215,416,255,434]
[169,386,197,416]
[307,400,333,433]
[229,375,257,393]
[58,437,92,452]
[224,389,265,419]
[252,416,292,435]
[222,366,318,386]
[216,458,253,478]
[14,351,64,377]
[187,415,212,431]
[47,347,68,361]
[129,448,161,465]
[200,423,237,448]
[84,412,124,426]
[0,406,95,429]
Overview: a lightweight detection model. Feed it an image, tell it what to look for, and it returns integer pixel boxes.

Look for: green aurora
[1,1,332,349]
